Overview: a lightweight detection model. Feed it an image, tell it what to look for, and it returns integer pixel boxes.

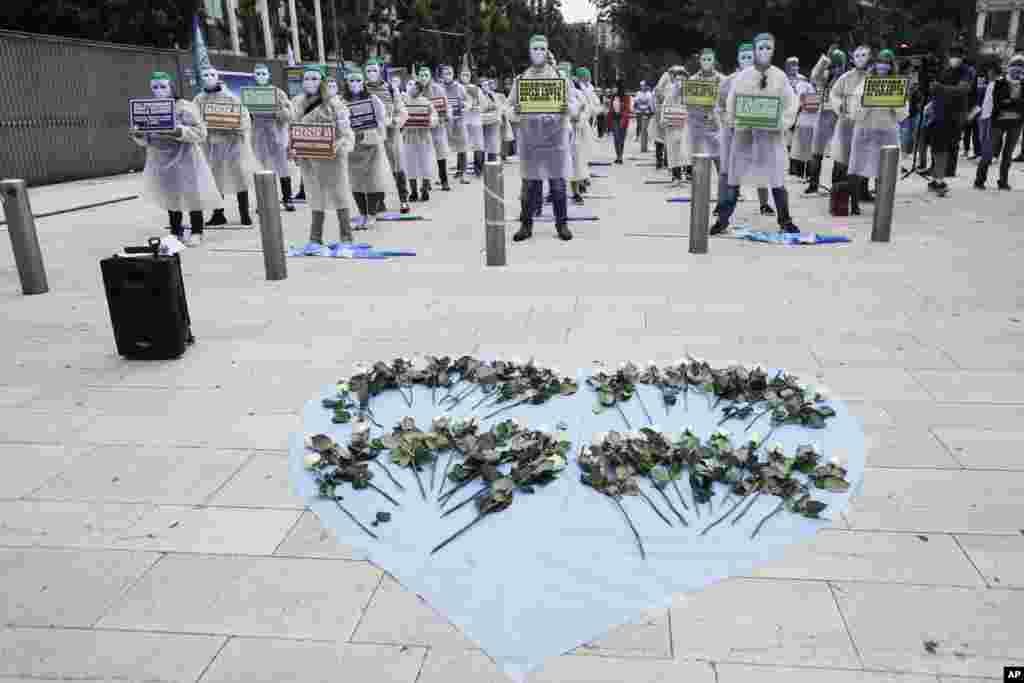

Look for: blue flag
[191,14,211,96]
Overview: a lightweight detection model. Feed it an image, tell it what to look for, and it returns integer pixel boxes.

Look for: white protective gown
[464,83,485,151]
[444,80,469,154]
[828,68,868,165]
[401,93,440,179]
[660,78,689,168]
[509,65,581,181]
[424,80,451,161]
[194,88,260,194]
[134,99,222,212]
[250,86,293,178]
[347,94,393,194]
[495,91,515,144]
[725,65,799,188]
[368,81,406,176]
[290,94,356,211]
[810,55,839,156]
[479,89,502,155]
[687,71,724,161]
[717,72,739,172]
[848,81,908,177]
[790,76,819,162]
[570,79,589,181]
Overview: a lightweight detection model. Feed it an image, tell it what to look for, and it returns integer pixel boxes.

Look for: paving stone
[0,443,82,498]
[351,574,478,650]
[750,530,984,586]
[0,627,224,681]
[31,445,248,505]
[77,411,299,450]
[877,401,1024,430]
[862,427,961,469]
[571,608,671,658]
[0,548,159,627]
[930,428,1024,470]
[955,535,1024,589]
[845,469,1024,534]
[833,582,1024,676]
[273,510,363,560]
[200,638,425,683]
[416,650,509,683]
[811,368,934,402]
[811,341,957,369]
[208,453,303,509]
[715,663,940,683]
[670,578,860,668]
[912,371,1024,403]
[0,500,300,554]
[528,655,713,682]
[99,555,381,639]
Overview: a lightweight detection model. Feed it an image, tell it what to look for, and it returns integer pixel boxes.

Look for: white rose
[303,453,322,469]
[337,382,350,393]
[750,431,762,444]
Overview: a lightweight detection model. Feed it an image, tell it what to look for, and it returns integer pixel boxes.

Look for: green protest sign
[734,94,781,129]
[241,87,277,115]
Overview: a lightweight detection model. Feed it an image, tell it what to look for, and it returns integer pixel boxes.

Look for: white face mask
[530,46,547,66]
[755,41,774,66]
[346,78,362,95]
[201,68,219,91]
[303,72,322,96]
[853,49,870,70]
[417,71,431,86]
[391,77,402,90]
[327,80,339,97]
[700,56,715,72]
[738,51,754,69]
[460,70,471,85]
[366,65,381,83]
[441,68,454,83]
[949,57,963,68]
[254,68,270,86]
[151,80,172,99]
[482,80,494,92]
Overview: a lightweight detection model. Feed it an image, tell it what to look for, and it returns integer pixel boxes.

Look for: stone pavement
[1,134,1023,682]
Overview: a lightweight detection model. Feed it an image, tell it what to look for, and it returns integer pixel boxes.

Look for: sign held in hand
[517,78,567,114]
[290,123,336,160]
[683,80,719,107]
[203,99,243,130]
[241,87,277,115]
[130,98,177,132]
[862,77,908,108]
[349,99,379,131]
[734,94,782,130]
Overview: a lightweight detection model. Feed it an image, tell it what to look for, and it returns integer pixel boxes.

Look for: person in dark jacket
[975,54,1024,190]
[927,44,974,195]
[606,81,632,163]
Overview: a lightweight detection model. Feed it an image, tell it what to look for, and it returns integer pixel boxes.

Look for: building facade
[977,0,1023,59]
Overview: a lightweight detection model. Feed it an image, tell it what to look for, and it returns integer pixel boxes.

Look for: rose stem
[447,385,480,410]
[712,394,724,411]
[440,384,472,406]
[750,499,787,539]
[395,383,411,408]
[372,458,405,492]
[410,464,427,501]
[635,391,653,425]
[470,389,496,411]
[441,487,487,518]
[614,402,632,430]
[745,406,772,432]
[368,482,401,507]
[671,478,690,510]
[689,480,701,519]
[438,475,477,504]
[431,512,487,555]
[731,490,763,525]
[333,498,378,539]
[438,451,455,496]
[651,479,688,526]
[700,495,747,536]
[637,489,673,528]
[408,383,414,406]
[483,399,529,421]
[683,384,688,412]
[432,384,437,406]
[440,379,463,403]
[611,495,645,560]
[362,406,383,429]
[429,455,438,490]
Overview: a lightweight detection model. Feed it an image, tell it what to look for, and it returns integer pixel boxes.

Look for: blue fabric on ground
[732,228,851,245]
[287,243,416,258]
[289,366,864,683]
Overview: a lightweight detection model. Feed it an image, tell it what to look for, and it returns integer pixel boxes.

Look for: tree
[0,0,201,48]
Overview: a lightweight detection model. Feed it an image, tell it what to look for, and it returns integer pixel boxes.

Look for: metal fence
[0,30,287,186]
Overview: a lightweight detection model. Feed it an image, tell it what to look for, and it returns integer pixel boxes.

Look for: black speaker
[100,239,194,360]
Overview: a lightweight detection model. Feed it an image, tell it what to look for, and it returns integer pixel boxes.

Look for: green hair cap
[738,42,754,54]
[347,67,365,79]
[303,63,327,78]
[365,57,384,67]
[529,34,548,48]
[150,71,172,81]
[576,66,591,78]
[878,48,895,62]
[753,33,775,45]
[830,49,847,66]
[701,48,716,58]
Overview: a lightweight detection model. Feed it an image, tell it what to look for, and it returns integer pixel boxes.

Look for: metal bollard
[1,179,48,295]
[483,161,506,266]
[689,154,711,254]
[254,171,287,281]
[871,145,899,243]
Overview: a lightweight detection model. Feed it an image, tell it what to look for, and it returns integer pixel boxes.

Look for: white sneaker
[185,234,203,247]
[367,215,378,228]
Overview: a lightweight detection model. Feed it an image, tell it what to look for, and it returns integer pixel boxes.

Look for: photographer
[925,45,974,196]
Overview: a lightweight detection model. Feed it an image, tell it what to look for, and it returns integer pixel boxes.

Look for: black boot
[513,222,533,241]
[974,162,988,189]
[280,177,296,212]
[456,152,470,184]
[408,179,420,202]
[421,179,431,202]
[773,187,799,233]
[237,192,252,226]
[552,182,571,240]
[805,156,822,194]
[395,171,410,212]
[998,169,1012,191]
[760,204,775,216]
[860,177,874,202]
[353,192,368,219]
[473,151,484,177]
[168,210,183,238]
[847,175,861,215]
[206,208,227,226]
[438,160,451,191]
[295,182,306,201]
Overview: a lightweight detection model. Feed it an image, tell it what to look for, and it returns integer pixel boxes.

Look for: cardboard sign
[662,105,688,128]
[289,123,336,160]
[683,80,719,107]
[129,98,176,132]
[348,99,378,131]
[800,93,820,113]
[241,86,278,115]
[203,99,243,130]
[405,104,432,128]
[431,96,448,119]
[862,76,908,108]
[734,94,782,129]
[447,96,463,118]
[517,78,567,114]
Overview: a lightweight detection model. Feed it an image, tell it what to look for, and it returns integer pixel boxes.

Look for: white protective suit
[290,94,356,211]
[848,75,908,178]
[725,65,799,188]
[829,68,869,165]
[659,74,689,168]
[790,76,819,162]
[509,64,581,181]
[687,70,724,160]
[401,90,440,179]
[347,93,393,194]
[194,87,260,194]
[250,85,294,178]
